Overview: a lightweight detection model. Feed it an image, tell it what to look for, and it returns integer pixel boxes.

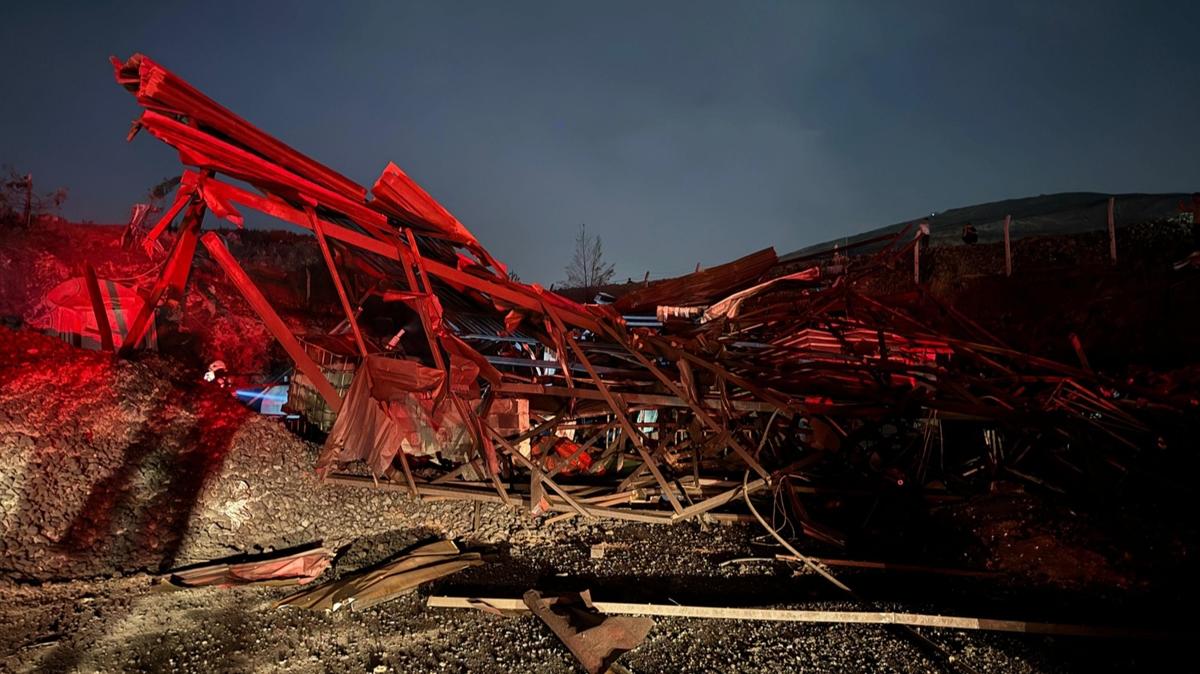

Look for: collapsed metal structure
[111,54,1182,534]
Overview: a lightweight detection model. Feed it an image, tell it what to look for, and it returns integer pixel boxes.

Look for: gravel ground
[0,526,1180,674]
[0,328,1185,673]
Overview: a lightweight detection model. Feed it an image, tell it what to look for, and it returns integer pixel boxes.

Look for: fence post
[1003,214,1012,277]
[1107,197,1117,264]
[913,222,929,284]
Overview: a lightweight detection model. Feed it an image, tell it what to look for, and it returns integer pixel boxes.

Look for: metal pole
[200,232,343,411]
[1107,197,1117,264]
[1003,215,1012,277]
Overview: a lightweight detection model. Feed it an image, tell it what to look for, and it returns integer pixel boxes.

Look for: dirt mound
[0,327,562,581]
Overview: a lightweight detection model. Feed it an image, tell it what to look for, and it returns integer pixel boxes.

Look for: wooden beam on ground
[200,231,342,411]
[495,383,776,413]
[426,596,1172,639]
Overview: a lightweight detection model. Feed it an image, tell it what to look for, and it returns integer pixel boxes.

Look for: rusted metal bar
[119,204,205,355]
[494,382,777,413]
[484,423,593,519]
[1108,196,1117,264]
[307,206,368,358]
[199,231,342,411]
[598,322,770,480]
[82,262,114,351]
[395,448,422,502]
[545,305,684,514]
[428,596,1169,639]
[670,476,768,522]
[1003,214,1012,276]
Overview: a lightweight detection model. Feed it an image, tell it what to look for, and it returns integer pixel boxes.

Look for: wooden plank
[136,110,391,238]
[431,458,481,485]
[426,596,1171,639]
[139,184,194,252]
[164,199,205,296]
[395,448,421,502]
[200,232,342,411]
[82,262,114,351]
[116,55,367,201]
[653,340,796,416]
[329,474,513,504]
[913,226,921,284]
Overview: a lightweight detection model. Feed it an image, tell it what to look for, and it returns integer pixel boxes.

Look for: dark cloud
[2,1,1197,283]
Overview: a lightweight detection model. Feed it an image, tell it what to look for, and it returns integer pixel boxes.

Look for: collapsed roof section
[109,54,1184,525]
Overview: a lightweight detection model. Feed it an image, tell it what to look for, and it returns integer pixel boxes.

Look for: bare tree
[564,223,615,294]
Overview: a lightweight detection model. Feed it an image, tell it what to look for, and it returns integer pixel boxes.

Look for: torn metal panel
[164,547,332,588]
[523,590,654,674]
[275,540,480,612]
[613,246,778,313]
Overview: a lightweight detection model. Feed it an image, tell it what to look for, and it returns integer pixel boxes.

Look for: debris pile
[106,53,1196,543]
[163,545,332,588]
[275,539,480,612]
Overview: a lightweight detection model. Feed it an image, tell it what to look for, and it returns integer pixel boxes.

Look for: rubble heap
[106,53,1194,537]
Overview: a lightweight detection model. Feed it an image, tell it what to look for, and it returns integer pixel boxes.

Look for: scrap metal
[110,53,1187,533]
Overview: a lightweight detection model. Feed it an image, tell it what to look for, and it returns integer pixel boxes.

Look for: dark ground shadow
[56,384,248,575]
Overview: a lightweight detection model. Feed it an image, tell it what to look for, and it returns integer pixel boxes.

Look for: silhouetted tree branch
[563,223,614,296]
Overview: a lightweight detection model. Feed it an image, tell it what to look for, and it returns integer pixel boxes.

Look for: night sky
[2,1,1198,284]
